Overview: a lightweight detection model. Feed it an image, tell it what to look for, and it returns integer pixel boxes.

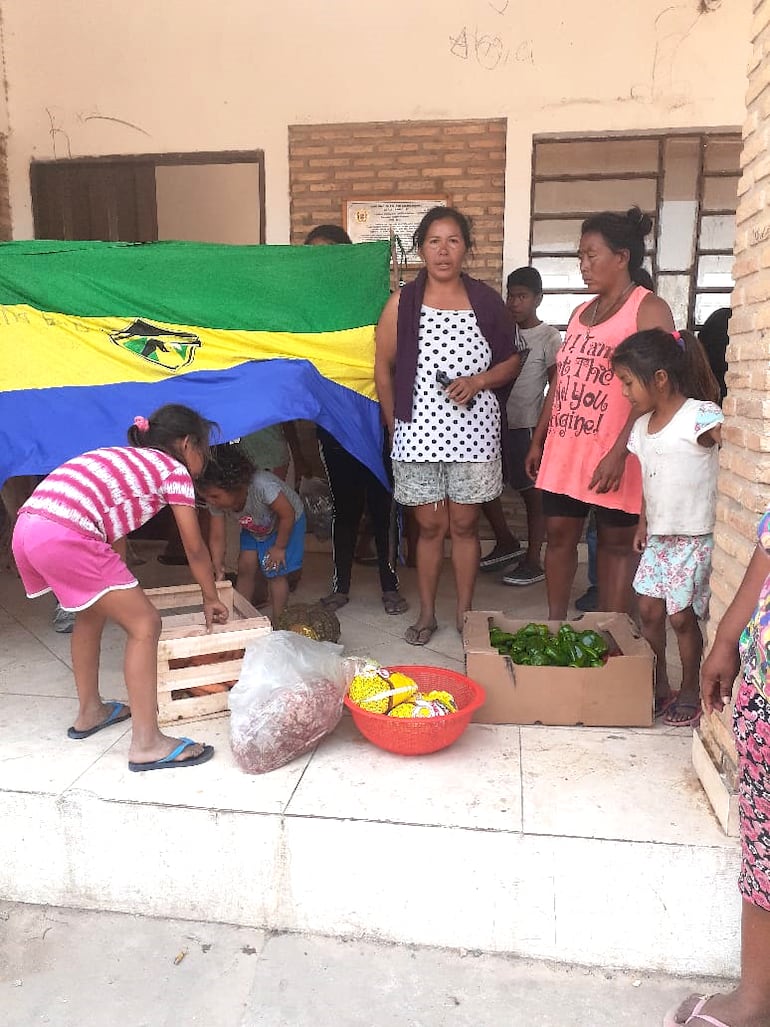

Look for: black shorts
[504,428,536,492]
[541,490,639,528]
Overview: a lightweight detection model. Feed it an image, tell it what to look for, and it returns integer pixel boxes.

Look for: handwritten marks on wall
[449,0,725,88]
[449,1,534,73]
[45,106,149,160]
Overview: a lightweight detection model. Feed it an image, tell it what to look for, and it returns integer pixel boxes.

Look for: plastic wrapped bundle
[229,631,351,773]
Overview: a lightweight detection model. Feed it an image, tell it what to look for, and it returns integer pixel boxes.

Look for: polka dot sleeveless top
[391,305,500,463]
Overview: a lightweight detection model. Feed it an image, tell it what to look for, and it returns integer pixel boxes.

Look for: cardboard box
[147,581,271,724]
[463,611,654,727]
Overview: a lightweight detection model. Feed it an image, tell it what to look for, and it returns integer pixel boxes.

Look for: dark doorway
[30,150,265,243]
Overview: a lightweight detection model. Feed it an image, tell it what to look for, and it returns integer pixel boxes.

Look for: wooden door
[30,160,158,241]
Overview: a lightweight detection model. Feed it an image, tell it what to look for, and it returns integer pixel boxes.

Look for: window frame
[528,130,740,331]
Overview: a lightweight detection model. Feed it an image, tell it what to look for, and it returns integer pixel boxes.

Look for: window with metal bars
[528,132,740,332]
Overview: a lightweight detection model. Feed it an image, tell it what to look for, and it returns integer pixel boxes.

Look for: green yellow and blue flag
[0,238,391,484]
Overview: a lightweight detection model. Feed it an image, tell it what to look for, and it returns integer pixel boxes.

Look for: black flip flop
[128,738,214,772]
[404,622,438,646]
[382,591,409,615]
[67,701,131,740]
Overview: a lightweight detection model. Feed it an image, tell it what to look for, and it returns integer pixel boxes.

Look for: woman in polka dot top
[375,206,523,645]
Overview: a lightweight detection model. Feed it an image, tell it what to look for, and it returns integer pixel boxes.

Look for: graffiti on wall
[649,0,724,103]
[449,0,534,72]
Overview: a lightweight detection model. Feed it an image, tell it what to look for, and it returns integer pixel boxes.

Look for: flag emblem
[109,319,201,371]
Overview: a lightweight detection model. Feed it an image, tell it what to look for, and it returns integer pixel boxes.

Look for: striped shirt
[21,447,196,543]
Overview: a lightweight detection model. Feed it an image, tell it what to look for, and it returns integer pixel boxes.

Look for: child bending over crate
[11,404,229,772]
[198,444,306,623]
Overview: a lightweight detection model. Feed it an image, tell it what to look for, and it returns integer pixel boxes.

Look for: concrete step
[0,553,741,979]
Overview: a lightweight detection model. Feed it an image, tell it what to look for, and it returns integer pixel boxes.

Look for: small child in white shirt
[612,328,723,727]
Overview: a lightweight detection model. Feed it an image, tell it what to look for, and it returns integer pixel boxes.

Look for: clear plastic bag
[229,631,351,774]
[299,476,333,541]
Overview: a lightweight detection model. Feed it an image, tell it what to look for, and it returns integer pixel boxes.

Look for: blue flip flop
[128,738,214,773]
[67,701,131,740]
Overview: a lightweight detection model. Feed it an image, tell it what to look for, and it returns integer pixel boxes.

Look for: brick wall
[714,0,770,624]
[288,119,507,289]
[0,135,11,240]
[697,0,770,796]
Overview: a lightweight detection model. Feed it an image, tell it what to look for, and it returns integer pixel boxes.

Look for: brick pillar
[693,0,770,835]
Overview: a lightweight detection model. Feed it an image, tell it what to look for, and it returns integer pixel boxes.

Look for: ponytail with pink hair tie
[133,415,150,432]
[671,330,685,350]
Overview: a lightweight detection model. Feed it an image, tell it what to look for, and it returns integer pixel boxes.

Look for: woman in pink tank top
[526,208,675,618]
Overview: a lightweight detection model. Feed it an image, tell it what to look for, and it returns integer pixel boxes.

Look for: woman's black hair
[126,404,218,462]
[581,206,654,286]
[304,224,352,245]
[698,307,731,402]
[196,443,255,492]
[633,267,655,292]
[412,206,473,252]
[612,328,720,405]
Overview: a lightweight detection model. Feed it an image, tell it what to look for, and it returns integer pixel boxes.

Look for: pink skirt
[12,512,137,612]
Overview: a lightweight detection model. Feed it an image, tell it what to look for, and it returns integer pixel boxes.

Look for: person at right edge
[665,505,770,1027]
[525,207,675,619]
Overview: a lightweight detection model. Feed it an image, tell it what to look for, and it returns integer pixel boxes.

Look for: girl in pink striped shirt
[12,404,229,772]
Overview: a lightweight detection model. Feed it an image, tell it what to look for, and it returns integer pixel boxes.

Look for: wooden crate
[148,581,271,724]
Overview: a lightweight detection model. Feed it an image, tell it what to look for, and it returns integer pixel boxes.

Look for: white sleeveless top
[391,305,500,463]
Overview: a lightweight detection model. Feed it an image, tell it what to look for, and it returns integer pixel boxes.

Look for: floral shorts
[392,458,502,507]
[633,534,713,618]
[734,678,770,911]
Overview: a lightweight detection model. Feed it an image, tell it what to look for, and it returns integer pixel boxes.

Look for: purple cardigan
[394,269,518,423]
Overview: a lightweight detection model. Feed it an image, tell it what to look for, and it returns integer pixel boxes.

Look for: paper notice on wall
[344,198,447,259]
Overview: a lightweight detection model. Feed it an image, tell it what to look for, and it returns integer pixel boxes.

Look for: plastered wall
[0,0,752,279]
[155,163,261,244]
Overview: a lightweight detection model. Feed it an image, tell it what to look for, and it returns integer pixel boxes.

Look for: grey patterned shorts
[393,458,503,507]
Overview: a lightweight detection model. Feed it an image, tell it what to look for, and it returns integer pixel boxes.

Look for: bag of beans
[229,631,350,774]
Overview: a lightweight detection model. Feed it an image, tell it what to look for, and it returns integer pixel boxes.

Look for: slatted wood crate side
[146,579,237,617]
[157,687,231,723]
[148,581,271,724]
[158,619,270,657]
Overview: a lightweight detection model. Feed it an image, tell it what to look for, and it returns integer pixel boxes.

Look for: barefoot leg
[411,501,448,632]
[671,902,770,1025]
[637,594,672,701]
[448,500,481,631]
[543,515,583,619]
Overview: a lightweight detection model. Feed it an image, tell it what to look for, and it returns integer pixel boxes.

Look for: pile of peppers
[489,622,609,668]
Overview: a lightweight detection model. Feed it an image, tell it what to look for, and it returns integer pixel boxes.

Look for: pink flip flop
[663,996,731,1027]
[655,690,679,719]
[663,698,702,728]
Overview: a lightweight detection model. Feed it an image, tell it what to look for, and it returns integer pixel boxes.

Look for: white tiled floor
[0,541,741,976]
[518,725,729,845]
[287,717,523,831]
